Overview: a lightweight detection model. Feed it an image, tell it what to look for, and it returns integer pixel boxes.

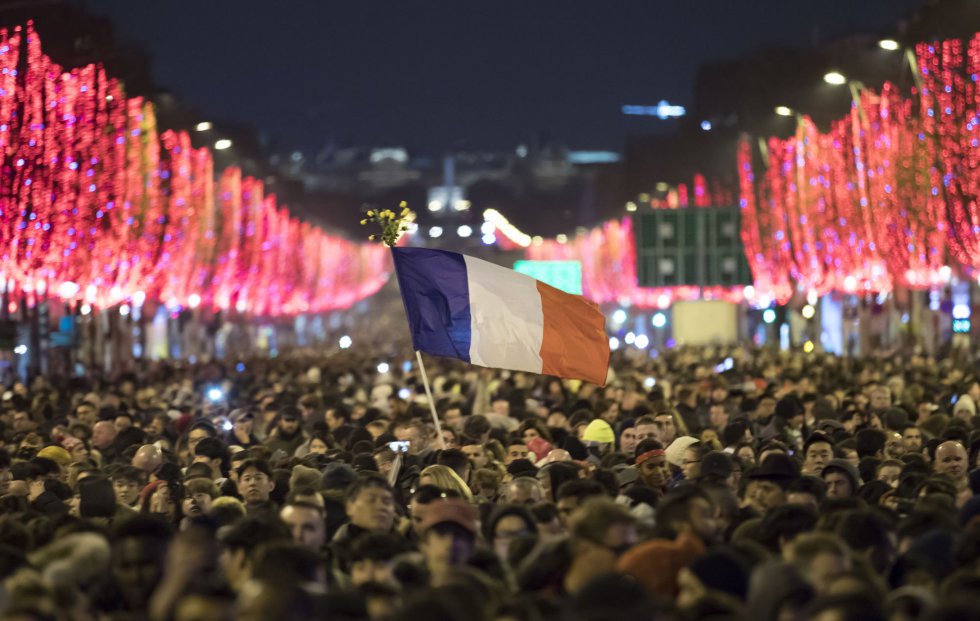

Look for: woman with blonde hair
[419,464,474,502]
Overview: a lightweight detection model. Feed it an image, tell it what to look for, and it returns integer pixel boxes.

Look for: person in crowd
[278,499,328,558]
[235,458,278,516]
[822,459,862,500]
[417,497,479,585]
[743,452,799,514]
[264,407,308,457]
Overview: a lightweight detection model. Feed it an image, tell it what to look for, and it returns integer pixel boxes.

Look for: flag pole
[415,350,447,450]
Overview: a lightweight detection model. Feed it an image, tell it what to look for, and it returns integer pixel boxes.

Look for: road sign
[634,206,752,288]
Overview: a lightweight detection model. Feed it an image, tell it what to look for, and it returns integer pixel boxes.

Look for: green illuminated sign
[514,260,583,295]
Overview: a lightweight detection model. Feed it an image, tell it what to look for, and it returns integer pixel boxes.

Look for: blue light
[235,362,245,373]
[954,319,971,333]
[567,151,622,164]
[701,120,712,131]
[763,309,777,324]
[622,101,687,119]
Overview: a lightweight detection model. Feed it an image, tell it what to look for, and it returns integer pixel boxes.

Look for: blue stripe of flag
[391,247,472,362]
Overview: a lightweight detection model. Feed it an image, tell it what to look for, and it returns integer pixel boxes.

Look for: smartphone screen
[388,441,410,453]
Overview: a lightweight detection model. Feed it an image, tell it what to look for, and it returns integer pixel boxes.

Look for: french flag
[392,247,610,386]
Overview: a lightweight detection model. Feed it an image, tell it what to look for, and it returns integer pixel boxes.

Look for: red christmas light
[0,24,389,316]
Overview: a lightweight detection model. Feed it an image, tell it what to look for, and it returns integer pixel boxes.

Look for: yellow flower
[360,219,367,225]
[399,200,407,208]
[366,210,375,217]
[369,234,376,241]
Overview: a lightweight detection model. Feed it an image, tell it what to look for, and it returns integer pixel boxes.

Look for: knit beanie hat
[320,462,357,491]
[582,419,615,444]
[821,458,861,490]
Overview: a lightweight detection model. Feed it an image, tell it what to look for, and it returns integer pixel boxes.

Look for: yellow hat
[38,445,72,467]
[582,419,615,444]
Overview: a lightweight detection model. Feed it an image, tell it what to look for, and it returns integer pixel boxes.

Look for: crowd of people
[1,344,980,621]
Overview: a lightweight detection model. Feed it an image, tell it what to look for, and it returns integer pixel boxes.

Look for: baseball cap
[229,409,254,423]
[418,498,477,534]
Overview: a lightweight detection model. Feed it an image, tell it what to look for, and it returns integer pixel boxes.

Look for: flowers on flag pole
[362,201,415,247]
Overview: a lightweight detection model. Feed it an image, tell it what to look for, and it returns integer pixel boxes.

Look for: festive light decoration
[0,24,389,316]
[736,34,980,301]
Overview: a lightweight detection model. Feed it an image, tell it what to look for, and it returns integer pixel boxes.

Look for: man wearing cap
[229,409,258,449]
[263,406,307,457]
[743,453,799,514]
[418,497,478,584]
[821,459,861,500]
[582,419,615,460]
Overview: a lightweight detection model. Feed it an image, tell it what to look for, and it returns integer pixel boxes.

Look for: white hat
[665,436,700,467]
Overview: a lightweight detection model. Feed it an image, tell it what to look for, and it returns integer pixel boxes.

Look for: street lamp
[775,106,794,117]
[823,71,847,86]
[195,121,212,131]
[214,139,232,150]
[879,39,900,51]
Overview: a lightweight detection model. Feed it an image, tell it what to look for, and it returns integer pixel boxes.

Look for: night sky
[88,0,924,155]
